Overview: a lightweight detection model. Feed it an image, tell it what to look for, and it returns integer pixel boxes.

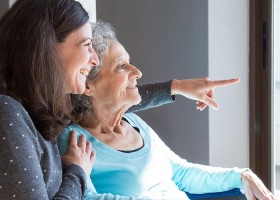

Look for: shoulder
[0,94,29,123]
[59,124,87,138]
[0,94,33,124]
[58,124,87,154]
[0,94,27,113]
[0,94,32,124]
[123,113,152,133]
[124,113,162,142]
[123,113,144,121]
[123,113,144,125]
[59,123,93,142]
[0,94,39,139]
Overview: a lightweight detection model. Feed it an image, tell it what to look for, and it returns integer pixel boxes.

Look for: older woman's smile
[127,85,137,89]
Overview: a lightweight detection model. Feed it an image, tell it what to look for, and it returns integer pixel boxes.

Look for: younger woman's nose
[90,50,99,67]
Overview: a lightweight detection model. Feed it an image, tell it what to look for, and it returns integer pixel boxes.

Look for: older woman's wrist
[171,79,180,96]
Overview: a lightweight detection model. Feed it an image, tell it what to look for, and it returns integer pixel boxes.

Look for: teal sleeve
[84,178,142,200]
[150,131,246,194]
[172,163,245,194]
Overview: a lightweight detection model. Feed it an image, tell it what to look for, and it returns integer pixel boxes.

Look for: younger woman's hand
[61,130,95,177]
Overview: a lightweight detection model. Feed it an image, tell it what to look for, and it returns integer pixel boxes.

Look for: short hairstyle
[0,0,89,141]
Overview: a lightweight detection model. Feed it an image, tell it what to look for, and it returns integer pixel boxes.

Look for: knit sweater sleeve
[127,80,175,113]
[55,164,87,200]
[0,95,86,200]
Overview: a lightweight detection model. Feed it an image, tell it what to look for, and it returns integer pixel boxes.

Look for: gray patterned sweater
[0,81,174,200]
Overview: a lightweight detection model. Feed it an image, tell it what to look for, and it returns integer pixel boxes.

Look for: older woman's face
[90,41,142,108]
[58,22,99,94]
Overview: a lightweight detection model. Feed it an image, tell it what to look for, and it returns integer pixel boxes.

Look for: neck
[79,101,143,152]
[79,102,129,135]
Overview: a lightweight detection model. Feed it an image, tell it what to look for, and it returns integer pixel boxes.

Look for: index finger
[209,78,240,88]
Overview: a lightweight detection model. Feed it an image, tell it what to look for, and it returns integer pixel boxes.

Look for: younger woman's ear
[84,82,93,96]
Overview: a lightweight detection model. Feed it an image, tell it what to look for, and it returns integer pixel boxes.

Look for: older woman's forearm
[127,80,175,113]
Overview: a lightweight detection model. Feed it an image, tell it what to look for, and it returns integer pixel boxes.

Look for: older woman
[58,21,275,200]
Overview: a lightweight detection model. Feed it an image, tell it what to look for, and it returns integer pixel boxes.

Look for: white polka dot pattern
[0,94,86,199]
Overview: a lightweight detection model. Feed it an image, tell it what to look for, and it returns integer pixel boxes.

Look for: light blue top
[58,113,245,200]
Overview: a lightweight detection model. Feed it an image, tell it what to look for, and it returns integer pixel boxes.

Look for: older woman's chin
[136,95,142,104]
[136,99,142,105]
[131,96,142,106]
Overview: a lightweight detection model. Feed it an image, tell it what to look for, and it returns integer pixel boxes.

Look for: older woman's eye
[116,64,125,72]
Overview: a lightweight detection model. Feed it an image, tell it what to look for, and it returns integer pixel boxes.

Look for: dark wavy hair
[0,0,89,141]
[71,21,117,122]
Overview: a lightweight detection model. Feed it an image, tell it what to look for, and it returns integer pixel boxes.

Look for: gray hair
[71,20,118,122]
[88,20,118,82]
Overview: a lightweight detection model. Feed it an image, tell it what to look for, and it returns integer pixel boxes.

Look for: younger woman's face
[58,22,99,94]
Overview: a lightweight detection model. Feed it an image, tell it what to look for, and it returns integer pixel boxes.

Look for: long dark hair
[0,0,89,141]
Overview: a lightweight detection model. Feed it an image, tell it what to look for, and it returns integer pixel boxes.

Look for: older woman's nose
[133,66,142,79]
[137,69,142,79]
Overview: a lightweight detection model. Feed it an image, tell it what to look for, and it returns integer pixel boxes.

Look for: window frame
[249,0,272,189]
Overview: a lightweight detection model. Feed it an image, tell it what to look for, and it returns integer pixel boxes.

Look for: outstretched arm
[171,77,240,110]
[128,78,240,113]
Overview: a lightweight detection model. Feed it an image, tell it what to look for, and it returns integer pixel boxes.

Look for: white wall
[2,1,96,22]
[208,0,249,168]
[77,0,96,22]
[9,0,15,6]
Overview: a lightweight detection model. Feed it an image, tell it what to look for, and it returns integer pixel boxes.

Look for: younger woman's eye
[84,42,92,47]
